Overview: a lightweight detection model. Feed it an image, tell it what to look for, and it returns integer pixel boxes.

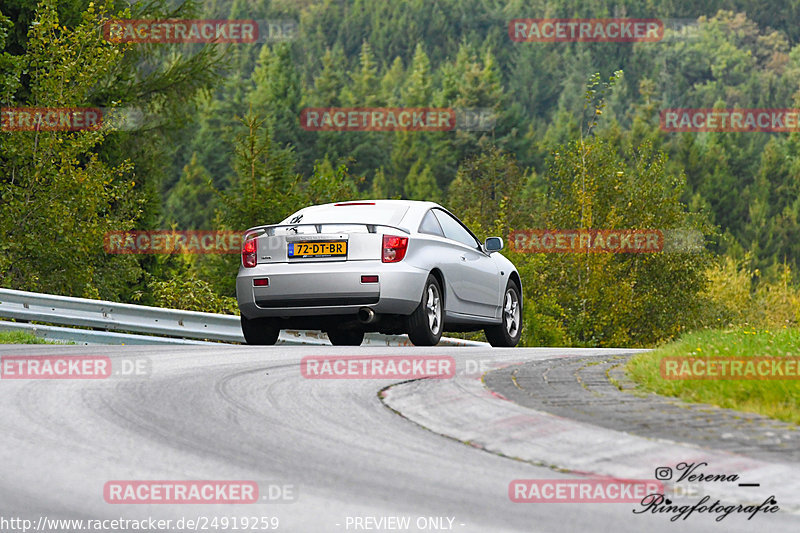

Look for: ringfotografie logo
[635,461,779,522]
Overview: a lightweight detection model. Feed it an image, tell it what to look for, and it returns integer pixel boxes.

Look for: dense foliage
[3,0,800,346]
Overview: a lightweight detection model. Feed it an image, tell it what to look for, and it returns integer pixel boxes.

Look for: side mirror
[484,237,504,252]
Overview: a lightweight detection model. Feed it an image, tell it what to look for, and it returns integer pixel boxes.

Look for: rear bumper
[236,260,427,318]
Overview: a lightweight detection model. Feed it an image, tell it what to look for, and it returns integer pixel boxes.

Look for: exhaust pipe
[358,307,377,324]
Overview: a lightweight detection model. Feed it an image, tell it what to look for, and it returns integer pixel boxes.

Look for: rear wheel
[326,328,365,346]
[407,274,443,346]
[241,316,280,345]
[485,281,522,347]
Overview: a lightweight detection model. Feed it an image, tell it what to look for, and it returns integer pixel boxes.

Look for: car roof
[280,200,445,227]
[311,199,441,210]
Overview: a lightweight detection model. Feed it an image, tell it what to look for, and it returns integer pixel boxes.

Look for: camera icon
[655,467,673,480]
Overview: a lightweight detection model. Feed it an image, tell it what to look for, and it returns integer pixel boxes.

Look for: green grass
[0,330,62,344]
[626,328,800,425]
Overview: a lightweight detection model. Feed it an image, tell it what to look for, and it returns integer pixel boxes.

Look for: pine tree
[401,43,432,106]
[341,41,380,107]
[307,46,346,107]
[164,153,216,230]
[371,167,402,198]
[404,159,441,202]
[248,43,303,153]
[215,110,300,231]
[381,56,406,106]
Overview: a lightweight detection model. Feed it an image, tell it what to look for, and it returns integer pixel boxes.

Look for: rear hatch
[249,203,409,264]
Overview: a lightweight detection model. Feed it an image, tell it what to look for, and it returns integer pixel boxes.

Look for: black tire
[407,274,444,346]
[326,328,365,346]
[241,316,280,345]
[484,280,522,347]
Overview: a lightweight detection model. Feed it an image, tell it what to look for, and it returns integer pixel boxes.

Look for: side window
[419,210,445,237]
[433,209,480,249]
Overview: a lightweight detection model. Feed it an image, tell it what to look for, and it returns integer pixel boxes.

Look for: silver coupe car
[236,200,522,346]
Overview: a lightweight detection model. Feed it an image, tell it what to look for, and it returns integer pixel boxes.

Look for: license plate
[288,241,347,258]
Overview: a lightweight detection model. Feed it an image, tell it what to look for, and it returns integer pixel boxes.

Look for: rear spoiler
[243,222,411,239]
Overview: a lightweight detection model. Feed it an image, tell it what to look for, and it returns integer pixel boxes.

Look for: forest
[3,0,800,346]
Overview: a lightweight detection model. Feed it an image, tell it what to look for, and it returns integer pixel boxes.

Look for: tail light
[382,235,408,263]
[242,237,257,268]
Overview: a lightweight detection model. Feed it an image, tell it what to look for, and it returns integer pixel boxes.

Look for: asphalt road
[0,345,797,533]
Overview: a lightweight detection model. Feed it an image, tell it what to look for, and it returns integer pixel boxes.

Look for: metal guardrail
[0,288,487,346]
[0,320,217,345]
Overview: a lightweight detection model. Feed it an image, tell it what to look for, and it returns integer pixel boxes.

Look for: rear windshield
[280,204,408,226]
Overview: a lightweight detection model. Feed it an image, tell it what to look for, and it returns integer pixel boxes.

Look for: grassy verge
[0,331,62,344]
[626,328,800,425]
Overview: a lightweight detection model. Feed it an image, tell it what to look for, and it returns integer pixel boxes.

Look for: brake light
[335,202,376,206]
[242,238,257,268]
[382,235,408,263]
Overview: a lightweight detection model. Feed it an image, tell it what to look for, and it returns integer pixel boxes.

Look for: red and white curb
[381,352,800,512]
